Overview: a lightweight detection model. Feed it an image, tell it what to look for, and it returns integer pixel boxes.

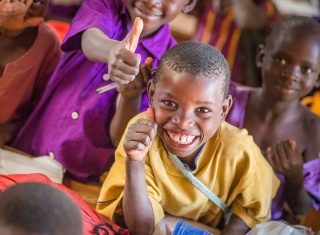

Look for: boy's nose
[172,111,195,130]
[281,64,301,81]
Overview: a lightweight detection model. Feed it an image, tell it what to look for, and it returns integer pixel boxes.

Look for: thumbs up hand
[123,108,157,162]
[104,17,144,85]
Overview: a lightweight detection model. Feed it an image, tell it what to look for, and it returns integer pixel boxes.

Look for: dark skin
[106,0,198,147]
[0,0,48,146]
[243,31,320,215]
[0,0,43,30]
[120,68,249,235]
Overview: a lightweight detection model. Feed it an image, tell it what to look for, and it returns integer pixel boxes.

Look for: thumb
[144,57,153,68]
[146,107,155,120]
[289,139,296,151]
[124,17,143,52]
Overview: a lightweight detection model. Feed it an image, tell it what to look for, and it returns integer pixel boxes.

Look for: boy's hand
[265,139,304,180]
[123,108,157,162]
[116,57,153,98]
[0,0,43,30]
[104,17,144,85]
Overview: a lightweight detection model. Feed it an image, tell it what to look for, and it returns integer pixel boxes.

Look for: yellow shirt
[97,112,280,229]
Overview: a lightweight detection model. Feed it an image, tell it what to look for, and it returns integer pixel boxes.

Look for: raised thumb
[124,17,143,52]
[146,107,155,120]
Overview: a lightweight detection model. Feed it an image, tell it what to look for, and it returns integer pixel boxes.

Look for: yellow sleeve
[97,112,165,227]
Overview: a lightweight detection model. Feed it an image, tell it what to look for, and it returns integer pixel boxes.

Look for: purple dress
[226,81,320,220]
[12,0,176,182]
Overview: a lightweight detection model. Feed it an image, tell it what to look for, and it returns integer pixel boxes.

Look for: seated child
[0,0,43,30]
[226,16,320,220]
[0,173,129,235]
[0,0,61,146]
[97,41,280,235]
[0,181,83,235]
[11,0,198,183]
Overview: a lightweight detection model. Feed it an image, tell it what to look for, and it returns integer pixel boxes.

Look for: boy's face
[25,0,48,19]
[259,32,320,101]
[148,67,231,160]
[124,0,196,38]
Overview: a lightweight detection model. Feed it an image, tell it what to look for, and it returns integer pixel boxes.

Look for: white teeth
[167,131,195,145]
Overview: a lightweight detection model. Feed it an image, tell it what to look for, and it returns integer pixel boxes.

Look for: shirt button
[71,112,79,120]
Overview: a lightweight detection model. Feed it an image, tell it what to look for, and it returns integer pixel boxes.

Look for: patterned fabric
[194,0,277,84]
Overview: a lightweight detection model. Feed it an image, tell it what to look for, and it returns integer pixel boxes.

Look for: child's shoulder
[217,122,260,153]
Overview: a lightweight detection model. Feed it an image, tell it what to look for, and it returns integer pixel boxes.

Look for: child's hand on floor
[104,17,144,85]
[0,0,43,30]
[265,139,304,180]
[123,108,157,162]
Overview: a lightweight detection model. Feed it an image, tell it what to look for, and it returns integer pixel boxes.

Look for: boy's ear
[147,79,155,106]
[182,0,198,13]
[220,95,233,122]
[256,44,265,68]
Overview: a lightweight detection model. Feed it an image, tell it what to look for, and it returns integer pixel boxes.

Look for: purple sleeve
[61,0,123,52]
[225,81,251,129]
[304,158,320,210]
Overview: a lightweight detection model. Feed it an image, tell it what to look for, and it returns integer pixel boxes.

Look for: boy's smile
[148,67,231,162]
[124,0,197,38]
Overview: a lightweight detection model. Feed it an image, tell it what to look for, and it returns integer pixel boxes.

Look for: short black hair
[0,182,83,235]
[266,15,320,48]
[154,41,231,99]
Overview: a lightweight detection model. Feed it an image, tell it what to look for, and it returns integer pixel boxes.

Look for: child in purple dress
[11,0,198,182]
[226,16,320,221]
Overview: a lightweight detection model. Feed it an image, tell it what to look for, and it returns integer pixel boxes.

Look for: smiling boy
[97,41,279,235]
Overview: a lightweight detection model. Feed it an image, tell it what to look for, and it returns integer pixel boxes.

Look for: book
[0,146,65,183]
[172,220,214,235]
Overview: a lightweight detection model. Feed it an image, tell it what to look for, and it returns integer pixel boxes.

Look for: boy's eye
[33,0,42,4]
[275,57,286,65]
[301,66,313,75]
[197,107,210,113]
[164,100,176,107]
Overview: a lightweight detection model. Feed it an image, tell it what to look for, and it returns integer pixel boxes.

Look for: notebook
[172,220,214,235]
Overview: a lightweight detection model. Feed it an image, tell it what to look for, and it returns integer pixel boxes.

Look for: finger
[22,16,43,28]
[125,17,143,52]
[141,57,154,84]
[265,147,274,166]
[146,107,155,120]
[289,139,296,150]
[144,57,153,68]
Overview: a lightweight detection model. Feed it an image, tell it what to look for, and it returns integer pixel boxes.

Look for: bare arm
[110,58,153,146]
[266,140,312,215]
[122,157,155,235]
[221,214,249,235]
[121,108,157,234]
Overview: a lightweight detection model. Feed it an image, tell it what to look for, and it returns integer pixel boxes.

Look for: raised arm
[81,17,143,85]
[121,108,158,235]
[266,140,312,215]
